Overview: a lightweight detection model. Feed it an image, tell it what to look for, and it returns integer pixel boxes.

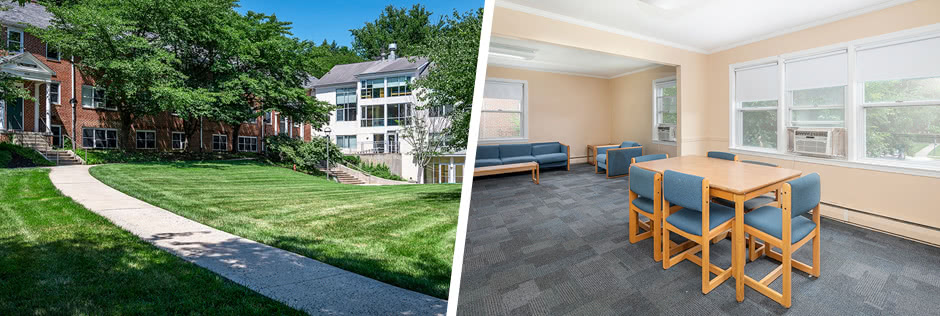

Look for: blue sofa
[595,141,643,178]
[476,142,570,170]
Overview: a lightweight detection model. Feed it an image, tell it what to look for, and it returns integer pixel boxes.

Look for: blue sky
[235,0,483,47]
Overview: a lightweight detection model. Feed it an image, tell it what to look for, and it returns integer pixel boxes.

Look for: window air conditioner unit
[787,127,846,158]
[657,125,676,142]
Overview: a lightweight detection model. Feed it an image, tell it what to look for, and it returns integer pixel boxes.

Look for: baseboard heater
[820,201,939,248]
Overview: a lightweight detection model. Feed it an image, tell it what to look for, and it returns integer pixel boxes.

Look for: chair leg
[628,208,639,244]
[701,236,710,294]
[783,246,792,308]
[812,229,821,278]
[653,218,662,262]
[748,234,757,262]
[662,228,671,270]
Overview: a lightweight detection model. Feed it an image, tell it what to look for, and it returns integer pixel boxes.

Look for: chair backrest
[532,142,560,155]
[742,160,778,167]
[498,143,532,158]
[629,166,657,198]
[633,154,668,164]
[477,145,499,159]
[707,151,737,161]
[663,170,705,212]
[787,173,820,218]
[620,141,641,148]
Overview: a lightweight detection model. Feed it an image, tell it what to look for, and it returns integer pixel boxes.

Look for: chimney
[388,43,397,61]
[380,51,387,61]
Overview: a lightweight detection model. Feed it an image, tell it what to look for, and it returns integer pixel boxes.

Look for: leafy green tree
[412,9,482,150]
[350,4,441,60]
[303,40,364,78]
[33,0,193,149]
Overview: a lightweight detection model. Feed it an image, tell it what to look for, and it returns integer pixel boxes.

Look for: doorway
[51,125,63,148]
[373,133,385,153]
[387,132,399,153]
[6,98,23,131]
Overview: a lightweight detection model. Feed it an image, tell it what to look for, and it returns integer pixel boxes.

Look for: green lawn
[930,144,940,159]
[0,168,302,315]
[90,161,460,298]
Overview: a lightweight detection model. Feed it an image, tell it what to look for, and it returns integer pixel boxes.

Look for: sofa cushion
[499,143,532,158]
[620,141,641,148]
[477,145,500,159]
[744,205,817,243]
[475,158,502,168]
[665,203,735,236]
[596,153,606,164]
[632,197,654,214]
[535,153,567,164]
[532,143,560,155]
[501,156,537,165]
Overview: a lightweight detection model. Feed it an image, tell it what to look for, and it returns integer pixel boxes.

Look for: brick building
[0,2,313,152]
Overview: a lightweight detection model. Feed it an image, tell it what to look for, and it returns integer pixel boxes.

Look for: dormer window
[7,28,23,53]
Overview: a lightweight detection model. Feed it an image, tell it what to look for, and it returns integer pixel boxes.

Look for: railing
[356,140,400,154]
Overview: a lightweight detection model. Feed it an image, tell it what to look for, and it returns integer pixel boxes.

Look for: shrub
[0,143,55,168]
[264,135,342,172]
[354,161,406,181]
[0,150,11,167]
[73,147,258,165]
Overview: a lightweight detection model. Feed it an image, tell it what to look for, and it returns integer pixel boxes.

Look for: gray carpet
[457,163,940,315]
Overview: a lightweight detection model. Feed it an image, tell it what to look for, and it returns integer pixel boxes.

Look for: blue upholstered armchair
[595,141,643,178]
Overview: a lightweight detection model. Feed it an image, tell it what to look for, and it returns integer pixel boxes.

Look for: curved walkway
[49,165,446,315]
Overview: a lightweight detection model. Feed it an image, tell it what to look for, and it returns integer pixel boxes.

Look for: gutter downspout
[70,57,75,151]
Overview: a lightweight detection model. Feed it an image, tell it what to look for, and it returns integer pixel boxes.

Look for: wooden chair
[661,170,735,294]
[628,165,662,261]
[707,151,739,161]
[595,141,643,178]
[631,154,668,164]
[742,173,821,308]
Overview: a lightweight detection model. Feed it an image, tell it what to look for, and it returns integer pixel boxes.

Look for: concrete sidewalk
[49,165,446,315]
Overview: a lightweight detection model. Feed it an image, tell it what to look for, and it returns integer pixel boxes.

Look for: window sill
[478,137,529,145]
[729,147,940,179]
[652,140,677,146]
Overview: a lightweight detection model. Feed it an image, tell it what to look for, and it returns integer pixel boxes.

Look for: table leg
[535,165,540,184]
[734,193,745,302]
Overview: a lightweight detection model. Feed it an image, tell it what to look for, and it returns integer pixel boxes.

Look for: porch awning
[0,52,55,82]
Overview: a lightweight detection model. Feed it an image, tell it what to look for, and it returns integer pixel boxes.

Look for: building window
[263,111,272,124]
[387,103,412,126]
[49,82,60,104]
[785,50,847,128]
[237,136,258,152]
[480,79,526,141]
[360,104,385,127]
[172,132,187,150]
[82,128,117,149]
[429,105,453,118]
[279,117,289,135]
[360,78,384,99]
[212,134,227,151]
[46,45,59,61]
[336,135,357,149]
[857,35,940,165]
[7,28,22,53]
[387,76,412,96]
[135,130,156,149]
[734,63,779,150]
[653,78,677,142]
[335,88,357,121]
[81,85,111,110]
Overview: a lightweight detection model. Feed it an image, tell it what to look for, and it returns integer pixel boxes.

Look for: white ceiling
[497,0,914,53]
[487,36,664,78]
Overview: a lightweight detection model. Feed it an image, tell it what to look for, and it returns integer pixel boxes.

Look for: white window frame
[49,81,60,105]
[81,127,118,149]
[336,135,357,149]
[7,27,23,53]
[652,76,677,144]
[171,132,187,150]
[212,134,227,152]
[237,136,258,152]
[81,85,114,110]
[45,44,59,61]
[479,78,529,143]
[135,130,156,149]
[729,24,940,178]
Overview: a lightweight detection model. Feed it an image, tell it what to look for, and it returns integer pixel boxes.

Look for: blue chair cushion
[788,173,821,218]
[532,143,560,155]
[501,156,537,165]
[477,145,499,159]
[596,154,607,165]
[632,197,654,214]
[499,143,532,158]
[629,165,656,198]
[744,205,817,243]
[742,160,778,167]
[665,202,735,236]
[663,170,705,212]
[620,141,640,148]
[475,158,502,167]
[634,154,667,163]
[707,151,737,161]
[714,195,776,211]
[535,153,567,164]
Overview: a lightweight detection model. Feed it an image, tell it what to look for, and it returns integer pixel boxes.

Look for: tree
[302,40,364,78]
[412,8,482,151]
[350,4,441,60]
[33,0,193,149]
[401,109,450,184]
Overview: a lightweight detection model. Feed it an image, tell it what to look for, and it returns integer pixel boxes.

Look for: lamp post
[324,127,332,181]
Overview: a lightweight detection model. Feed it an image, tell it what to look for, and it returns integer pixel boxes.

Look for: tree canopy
[350,4,441,60]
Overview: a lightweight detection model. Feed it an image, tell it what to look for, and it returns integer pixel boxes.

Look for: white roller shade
[786,50,847,90]
[735,63,779,103]
[484,81,524,100]
[857,35,940,82]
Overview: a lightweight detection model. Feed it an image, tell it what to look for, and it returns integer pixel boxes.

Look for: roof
[314,57,429,87]
[302,75,319,89]
[0,1,53,29]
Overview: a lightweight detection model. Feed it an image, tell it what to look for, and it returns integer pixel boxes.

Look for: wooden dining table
[631,155,802,301]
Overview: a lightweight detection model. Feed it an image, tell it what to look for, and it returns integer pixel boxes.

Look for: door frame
[6,98,24,131]
[386,131,399,153]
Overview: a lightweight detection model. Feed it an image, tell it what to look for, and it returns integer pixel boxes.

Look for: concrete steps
[10,131,82,166]
[330,169,365,185]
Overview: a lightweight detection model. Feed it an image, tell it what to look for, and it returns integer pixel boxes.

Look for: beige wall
[488,1,940,244]
[609,65,678,157]
[485,66,613,163]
